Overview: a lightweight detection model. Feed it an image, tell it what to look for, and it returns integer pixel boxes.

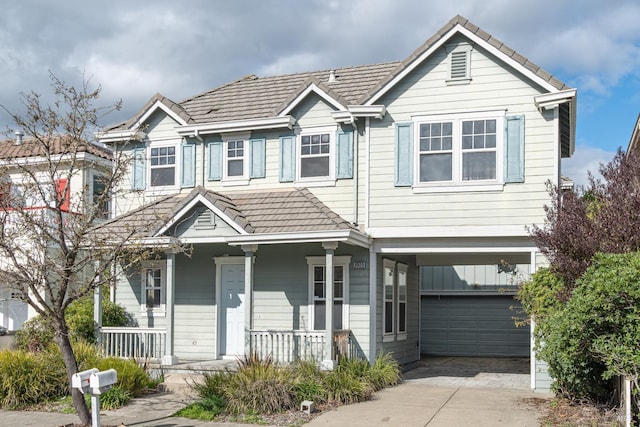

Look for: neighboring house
[0,133,112,331]
[628,113,640,153]
[96,15,576,391]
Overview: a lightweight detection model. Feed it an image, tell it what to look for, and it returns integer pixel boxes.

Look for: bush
[14,316,54,352]
[97,357,155,397]
[367,353,401,391]
[291,359,327,404]
[99,386,131,410]
[0,349,67,408]
[224,354,295,414]
[323,367,372,404]
[16,298,133,350]
[524,253,640,407]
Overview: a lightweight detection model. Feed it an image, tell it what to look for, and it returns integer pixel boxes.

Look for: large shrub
[522,253,640,405]
[97,357,156,397]
[15,297,133,350]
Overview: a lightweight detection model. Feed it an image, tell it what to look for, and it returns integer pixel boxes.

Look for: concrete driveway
[307,357,547,427]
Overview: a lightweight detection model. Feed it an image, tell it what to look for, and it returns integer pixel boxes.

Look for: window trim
[413,111,505,192]
[146,142,181,194]
[140,260,166,316]
[296,125,338,186]
[306,255,351,331]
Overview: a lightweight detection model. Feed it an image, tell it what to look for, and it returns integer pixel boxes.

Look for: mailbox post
[71,368,117,427]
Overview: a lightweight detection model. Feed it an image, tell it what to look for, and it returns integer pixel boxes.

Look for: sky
[0,0,639,188]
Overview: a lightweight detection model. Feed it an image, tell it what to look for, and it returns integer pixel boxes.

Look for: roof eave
[176,116,296,137]
[332,105,387,124]
[225,229,371,248]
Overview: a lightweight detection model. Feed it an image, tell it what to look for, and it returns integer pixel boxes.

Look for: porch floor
[155,358,238,374]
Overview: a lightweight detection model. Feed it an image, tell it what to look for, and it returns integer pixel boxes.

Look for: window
[414,112,503,188]
[226,140,245,178]
[300,133,331,178]
[92,174,109,219]
[141,261,166,312]
[149,146,176,186]
[307,256,350,330]
[397,263,407,339]
[383,259,395,338]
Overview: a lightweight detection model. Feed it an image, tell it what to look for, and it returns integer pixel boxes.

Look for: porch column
[242,244,258,356]
[93,276,102,343]
[321,242,339,370]
[162,252,178,365]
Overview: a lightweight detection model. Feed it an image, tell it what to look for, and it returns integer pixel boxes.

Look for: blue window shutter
[249,138,266,179]
[504,115,525,183]
[395,123,413,187]
[208,141,222,181]
[131,147,146,190]
[181,142,196,188]
[336,130,354,179]
[279,135,295,182]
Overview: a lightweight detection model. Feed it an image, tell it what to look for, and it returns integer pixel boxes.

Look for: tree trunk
[55,329,91,425]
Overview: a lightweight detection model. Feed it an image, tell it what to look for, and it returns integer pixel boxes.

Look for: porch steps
[156,359,237,395]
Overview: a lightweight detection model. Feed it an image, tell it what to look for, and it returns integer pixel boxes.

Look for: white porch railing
[250,329,352,364]
[99,327,166,360]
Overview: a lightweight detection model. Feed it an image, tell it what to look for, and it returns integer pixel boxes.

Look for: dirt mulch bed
[523,396,624,426]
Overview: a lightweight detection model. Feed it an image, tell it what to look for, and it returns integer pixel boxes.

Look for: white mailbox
[89,369,118,395]
[71,368,99,395]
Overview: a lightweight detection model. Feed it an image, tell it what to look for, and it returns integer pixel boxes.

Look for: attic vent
[195,209,216,229]
[446,44,472,85]
[450,51,468,79]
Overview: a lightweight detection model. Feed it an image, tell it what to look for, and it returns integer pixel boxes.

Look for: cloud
[561,146,616,190]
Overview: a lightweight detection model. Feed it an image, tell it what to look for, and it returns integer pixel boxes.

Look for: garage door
[420,295,529,357]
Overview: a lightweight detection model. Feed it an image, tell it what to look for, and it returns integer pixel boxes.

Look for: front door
[220,263,245,356]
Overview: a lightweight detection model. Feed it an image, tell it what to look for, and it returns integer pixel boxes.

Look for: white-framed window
[149,146,176,187]
[397,263,408,340]
[307,255,351,331]
[297,126,337,183]
[383,259,395,341]
[222,132,250,184]
[141,261,166,313]
[414,111,504,190]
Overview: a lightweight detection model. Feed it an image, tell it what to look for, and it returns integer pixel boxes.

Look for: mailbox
[71,368,99,394]
[89,369,118,395]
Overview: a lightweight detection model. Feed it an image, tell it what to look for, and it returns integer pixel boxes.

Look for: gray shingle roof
[91,186,357,240]
[108,15,569,132]
[0,135,112,160]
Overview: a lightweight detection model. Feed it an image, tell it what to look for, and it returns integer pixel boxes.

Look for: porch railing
[99,327,166,360]
[250,329,353,364]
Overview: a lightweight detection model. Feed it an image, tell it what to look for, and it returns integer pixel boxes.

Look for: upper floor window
[413,112,504,189]
[225,140,245,178]
[92,173,109,219]
[300,133,331,178]
[150,146,176,187]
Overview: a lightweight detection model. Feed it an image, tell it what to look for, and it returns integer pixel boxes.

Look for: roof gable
[363,15,568,105]
[114,93,194,132]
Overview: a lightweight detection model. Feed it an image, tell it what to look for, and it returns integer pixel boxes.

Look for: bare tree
[0,74,158,424]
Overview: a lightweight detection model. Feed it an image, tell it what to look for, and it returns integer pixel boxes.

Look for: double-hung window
[226,140,245,178]
[414,112,503,189]
[91,173,109,219]
[149,146,176,187]
[397,263,407,339]
[300,133,331,178]
[141,261,166,313]
[307,256,350,330]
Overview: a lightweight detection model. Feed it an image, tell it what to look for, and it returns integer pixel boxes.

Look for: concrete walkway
[0,357,549,427]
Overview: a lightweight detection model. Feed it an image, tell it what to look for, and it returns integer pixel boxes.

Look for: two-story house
[0,133,112,331]
[95,15,575,391]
